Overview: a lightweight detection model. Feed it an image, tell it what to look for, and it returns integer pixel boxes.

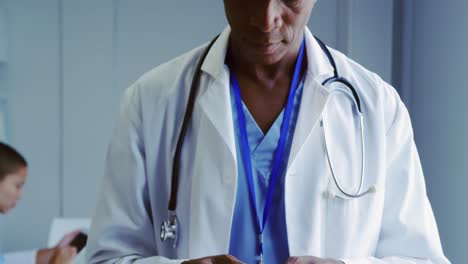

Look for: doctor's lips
[247,40,282,53]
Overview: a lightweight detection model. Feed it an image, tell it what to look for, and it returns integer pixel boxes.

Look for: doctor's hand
[182,254,244,264]
[49,246,78,264]
[285,256,345,264]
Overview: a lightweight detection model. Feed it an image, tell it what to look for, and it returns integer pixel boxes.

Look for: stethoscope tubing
[168,36,219,212]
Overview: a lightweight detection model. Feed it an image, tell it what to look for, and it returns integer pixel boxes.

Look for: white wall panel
[0,3,7,63]
[2,0,61,251]
[62,0,115,217]
[115,0,227,92]
[411,1,468,262]
[309,0,339,49]
[348,0,394,83]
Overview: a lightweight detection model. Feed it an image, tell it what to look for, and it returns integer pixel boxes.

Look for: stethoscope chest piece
[160,210,179,248]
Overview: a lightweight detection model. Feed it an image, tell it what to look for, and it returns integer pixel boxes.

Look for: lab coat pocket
[323,179,383,257]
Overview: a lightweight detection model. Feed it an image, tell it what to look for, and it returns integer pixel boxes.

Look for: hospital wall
[410,1,468,263]
[0,0,464,262]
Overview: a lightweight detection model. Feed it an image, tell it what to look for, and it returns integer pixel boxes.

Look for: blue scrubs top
[228,79,305,264]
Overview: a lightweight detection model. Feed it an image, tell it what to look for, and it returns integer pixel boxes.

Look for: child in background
[0,142,78,264]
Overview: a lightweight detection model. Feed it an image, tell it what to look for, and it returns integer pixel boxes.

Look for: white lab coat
[87,27,450,264]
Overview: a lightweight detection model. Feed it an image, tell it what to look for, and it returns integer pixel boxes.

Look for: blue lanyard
[231,39,305,263]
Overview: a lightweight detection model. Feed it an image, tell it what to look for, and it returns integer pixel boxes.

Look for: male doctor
[88,0,450,263]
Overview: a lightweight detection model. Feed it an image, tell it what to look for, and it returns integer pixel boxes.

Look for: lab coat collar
[200,26,335,82]
[197,25,335,174]
[303,28,335,80]
[200,26,231,80]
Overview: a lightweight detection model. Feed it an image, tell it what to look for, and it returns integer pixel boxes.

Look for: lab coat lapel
[285,29,335,256]
[197,75,237,167]
[287,78,329,170]
[285,78,331,256]
[187,27,238,258]
[188,77,238,258]
[198,26,236,166]
[287,29,333,170]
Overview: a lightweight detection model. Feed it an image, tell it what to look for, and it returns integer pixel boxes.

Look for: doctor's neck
[227,35,306,88]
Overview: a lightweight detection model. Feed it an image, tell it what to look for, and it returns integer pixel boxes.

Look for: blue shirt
[228,79,304,264]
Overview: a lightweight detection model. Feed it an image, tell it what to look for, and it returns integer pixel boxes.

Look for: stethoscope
[160,35,375,248]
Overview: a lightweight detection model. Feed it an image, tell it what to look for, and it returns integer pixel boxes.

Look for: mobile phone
[69,232,88,253]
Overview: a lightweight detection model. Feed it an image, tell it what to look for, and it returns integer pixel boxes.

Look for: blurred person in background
[0,142,78,264]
